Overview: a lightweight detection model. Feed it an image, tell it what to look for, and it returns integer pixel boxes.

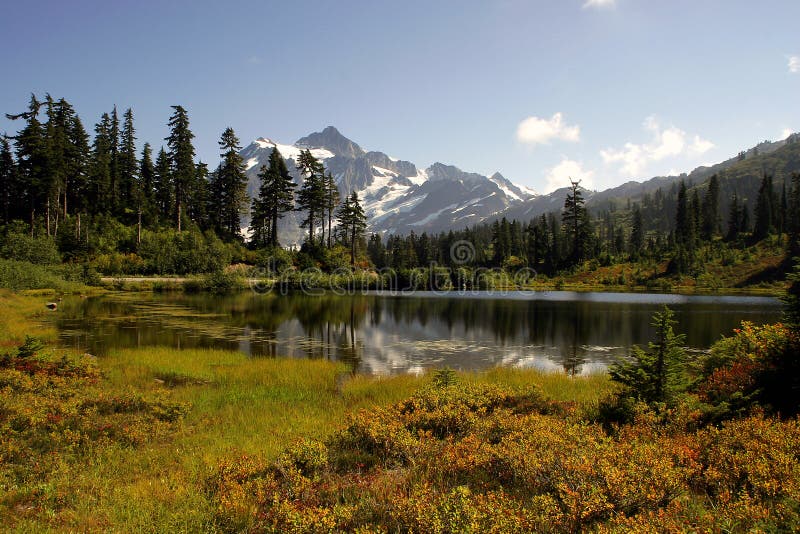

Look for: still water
[53,290,783,375]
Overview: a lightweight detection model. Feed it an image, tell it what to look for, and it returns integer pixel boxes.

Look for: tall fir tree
[674,180,693,247]
[753,174,774,240]
[109,106,121,214]
[295,149,325,246]
[336,191,368,265]
[323,171,339,248]
[153,147,173,225]
[630,205,644,258]
[367,233,387,268]
[690,188,701,242]
[210,127,248,240]
[492,218,512,266]
[90,113,113,214]
[726,193,741,242]
[700,174,720,240]
[191,162,209,229]
[562,178,591,263]
[138,143,155,223]
[251,147,295,248]
[779,181,788,236]
[0,136,16,224]
[7,94,47,234]
[165,105,196,231]
[118,108,138,218]
[63,104,90,220]
[43,95,65,234]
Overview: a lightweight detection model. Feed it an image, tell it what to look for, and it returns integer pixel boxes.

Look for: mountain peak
[296,126,364,158]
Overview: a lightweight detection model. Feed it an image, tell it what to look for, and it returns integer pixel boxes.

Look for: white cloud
[516,112,580,146]
[689,135,715,155]
[544,158,594,194]
[600,116,714,178]
[781,128,794,139]
[788,55,800,73]
[583,0,616,9]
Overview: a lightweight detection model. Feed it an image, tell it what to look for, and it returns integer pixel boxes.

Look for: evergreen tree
[0,136,16,224]
[336,191,368,265]
[561,179,591,264]
[210,127,248,240]
[191,162,209,229]
[609,306,688,407]
[6,95,47,234]
[725,193,741,242]
[526,215,550,269]
[740,203,751,234]
[323,171,340,248]
[630,205,644,258]
[613,225,625,256]
[674,180,693,247]
[753,174,774,240]
[89,113,113,214]
[690,189,701,243]
[547,213,561,271]
[118,108,138,217]
[251,147,295,248]
[492,218,511,265]
[153,147,173,225]
[63,107,90,221]
[700,174,720,240]
[416,232,431,265]
[509,219,523,258]
[295,149,325,246]
[367,233,386,268]
[109,106,120,213]
[43,95,66,232]
[779,182,788,236]
[138,143,155,222]
[165,105,196,231]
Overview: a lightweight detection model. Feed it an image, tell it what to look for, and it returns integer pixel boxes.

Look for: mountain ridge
[241,127,800,243]
[241,126,537,243]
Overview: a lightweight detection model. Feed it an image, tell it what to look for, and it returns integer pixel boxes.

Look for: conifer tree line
[368,171,800,276]
[0,93,368,263]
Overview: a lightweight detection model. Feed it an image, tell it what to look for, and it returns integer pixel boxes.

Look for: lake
[52,290,783,375]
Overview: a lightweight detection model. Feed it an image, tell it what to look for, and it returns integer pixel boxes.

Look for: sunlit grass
[1,289,615,531]
[466,365,614,403]
[0,289,59,345]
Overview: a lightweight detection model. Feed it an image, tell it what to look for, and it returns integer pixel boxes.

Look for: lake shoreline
[98,275,786,298]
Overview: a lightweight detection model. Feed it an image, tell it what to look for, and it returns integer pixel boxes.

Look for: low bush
[206,376,800,533]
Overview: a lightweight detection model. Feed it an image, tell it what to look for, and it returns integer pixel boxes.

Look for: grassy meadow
[0,289,614,532]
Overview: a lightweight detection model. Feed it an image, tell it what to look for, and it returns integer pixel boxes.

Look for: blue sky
[1,0,798,193]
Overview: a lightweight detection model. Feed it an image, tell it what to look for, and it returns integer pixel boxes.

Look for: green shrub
[0,231,60,264]
[0,258,81,291]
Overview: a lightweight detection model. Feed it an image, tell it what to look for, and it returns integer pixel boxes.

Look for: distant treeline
[367,171,800,277]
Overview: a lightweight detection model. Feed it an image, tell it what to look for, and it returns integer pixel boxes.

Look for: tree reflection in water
[54,291,782,375]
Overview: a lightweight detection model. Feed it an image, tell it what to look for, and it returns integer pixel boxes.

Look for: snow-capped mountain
[241,126,537,244]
